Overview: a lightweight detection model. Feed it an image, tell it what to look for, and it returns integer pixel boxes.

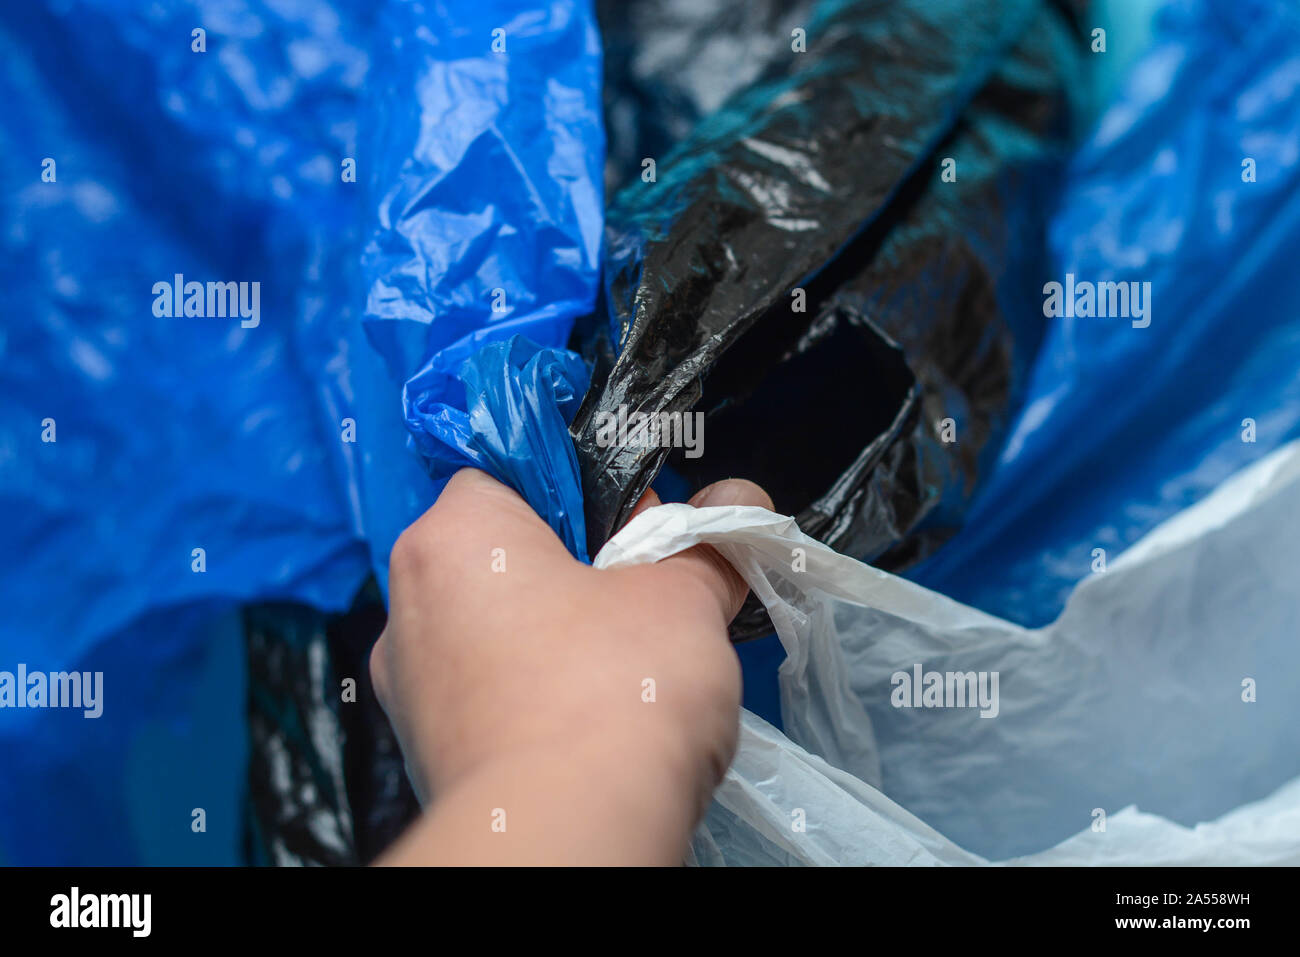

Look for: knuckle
[389,522,433,580]
[368,632,389,705]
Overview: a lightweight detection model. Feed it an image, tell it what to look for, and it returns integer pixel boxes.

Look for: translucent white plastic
[594,441,1300,865]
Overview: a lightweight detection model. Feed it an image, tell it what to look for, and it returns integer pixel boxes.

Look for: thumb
[661,478,774,623]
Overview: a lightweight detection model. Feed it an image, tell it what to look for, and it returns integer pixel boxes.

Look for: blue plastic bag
[0,0,604,864]
[909,0,1300,624]
[405,337,592,559]
[360,0,604,387]
[360,0,603,559]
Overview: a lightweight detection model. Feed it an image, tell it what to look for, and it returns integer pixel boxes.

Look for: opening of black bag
[666,302,915,515]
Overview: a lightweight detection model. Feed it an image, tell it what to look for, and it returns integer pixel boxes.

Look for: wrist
[386,732,702,865]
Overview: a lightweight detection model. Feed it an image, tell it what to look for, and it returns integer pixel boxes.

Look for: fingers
[623,486,663,525]
[661,478,775,623]
[429,468,556,539]
[688,478,773,512]
[398,468,568,568]
[392,468,772,627]
[385,468,577,632]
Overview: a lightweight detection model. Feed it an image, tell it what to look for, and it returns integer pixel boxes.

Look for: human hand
[370,468,773,865]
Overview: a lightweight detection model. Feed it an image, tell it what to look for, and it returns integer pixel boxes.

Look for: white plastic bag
[593,441,1300,865]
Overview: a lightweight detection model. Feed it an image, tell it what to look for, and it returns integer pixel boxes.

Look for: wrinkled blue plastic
[910,0,1300,625]
[361,0,604,387]
[0,0,603,864]
[406,337,592,559]
[361,0,602,557]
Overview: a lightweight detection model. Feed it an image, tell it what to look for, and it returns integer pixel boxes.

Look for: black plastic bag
[573,0,1087,636]
[243,583,417,866]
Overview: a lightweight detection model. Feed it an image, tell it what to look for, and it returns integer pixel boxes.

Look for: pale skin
[369,468,772,866]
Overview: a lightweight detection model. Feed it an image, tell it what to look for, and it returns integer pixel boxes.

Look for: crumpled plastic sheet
[596,0,820,198]
[362,0,604,556]
[595,439,1300,865]
[907,0,1300,626]
[0,0,401,866]
[0,0,380,691]
[571,0,1088,600]
[243,585,417,867]
[361,0,604,385]
[405,337,592,559]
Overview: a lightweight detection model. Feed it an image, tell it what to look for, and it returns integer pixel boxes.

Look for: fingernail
[690,479,748,508]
